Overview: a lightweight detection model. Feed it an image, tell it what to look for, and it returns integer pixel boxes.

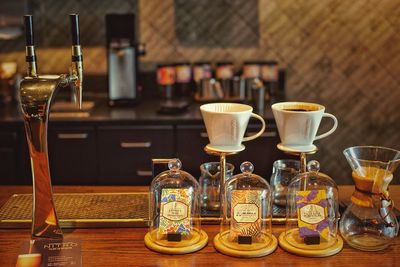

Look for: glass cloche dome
[213,161,277,257]
[144,159,208,254]
[278,160,343,257]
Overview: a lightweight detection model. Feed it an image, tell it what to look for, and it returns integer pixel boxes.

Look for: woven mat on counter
[0,193,287,228]
[0,192,149,228]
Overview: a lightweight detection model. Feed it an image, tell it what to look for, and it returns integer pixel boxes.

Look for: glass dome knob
[168,158,182,172]
[307,160,320,173]
[240,161,254,174]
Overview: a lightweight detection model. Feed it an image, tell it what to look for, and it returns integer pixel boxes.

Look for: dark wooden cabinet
[48,126,98,185]
[230,124,290,179]
[1,111,285,185]
[0,131,17,184]
[98,125,174,185]
[175,125,215,179]
[176,123,289,180]
[0,127,32,185]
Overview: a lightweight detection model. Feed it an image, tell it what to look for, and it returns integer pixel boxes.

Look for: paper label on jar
[157,66,175,85]
[159,188,192,235]
[261,64,278,81]
[243,64,261,79]
[230,190,262,240]
[296,190,329,240]
[216,65,233,79]
[233,203,259,223]
[194,65,212,82]
[175,65,192,83]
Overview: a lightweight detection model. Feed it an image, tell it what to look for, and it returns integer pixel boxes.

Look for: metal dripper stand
[277,146,319,173]
[19,14,83,239]
[203,145,244,217]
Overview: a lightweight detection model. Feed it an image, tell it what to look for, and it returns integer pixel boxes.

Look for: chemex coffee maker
[340,146,400,251]
[106,13,144,106]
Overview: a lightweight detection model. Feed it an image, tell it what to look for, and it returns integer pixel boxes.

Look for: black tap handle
[70,14,80,45]
[24,15,34,46]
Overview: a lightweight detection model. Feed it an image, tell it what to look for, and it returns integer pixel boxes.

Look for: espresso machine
[106,13,139,106]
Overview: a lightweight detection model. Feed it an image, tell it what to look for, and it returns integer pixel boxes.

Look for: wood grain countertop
[0,185,399,267]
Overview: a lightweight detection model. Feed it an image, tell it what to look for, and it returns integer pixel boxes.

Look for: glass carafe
[199,162,234,214]
[270,159,300,206]
[340,146,400,251]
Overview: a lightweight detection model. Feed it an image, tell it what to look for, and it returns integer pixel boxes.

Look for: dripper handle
[242,113,266,142]
[314,113,338,140]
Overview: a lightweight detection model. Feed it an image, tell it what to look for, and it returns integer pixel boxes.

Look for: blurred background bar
[0,0,399,186]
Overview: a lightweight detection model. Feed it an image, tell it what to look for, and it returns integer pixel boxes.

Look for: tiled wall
[1,0,400,183]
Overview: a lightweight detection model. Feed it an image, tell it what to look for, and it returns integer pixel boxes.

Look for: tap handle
[69,14,83,109]
[24,15,38,77]
[24,15,34,46]
[70,14,80,46]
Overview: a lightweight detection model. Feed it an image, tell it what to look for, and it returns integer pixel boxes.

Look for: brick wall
[1,0,400,183]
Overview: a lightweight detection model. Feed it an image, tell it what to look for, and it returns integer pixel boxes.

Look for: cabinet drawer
[0,147,16,184]
[49,126,98,184]
[98,126,174,185]
[0,130,22,184]
[0,131,16,147]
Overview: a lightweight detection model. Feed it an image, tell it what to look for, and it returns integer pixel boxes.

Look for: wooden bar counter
[0,185,399,266]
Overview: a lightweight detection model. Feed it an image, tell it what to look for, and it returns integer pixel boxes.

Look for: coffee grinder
[106,13,139,106]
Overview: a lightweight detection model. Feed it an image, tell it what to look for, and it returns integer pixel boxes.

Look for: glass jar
[174,62,192,97]
[214,161,277,257]
[270,159,300,206]
[199,162,234,215]
[216,61,234,98]
[260,61,279,96]
[144,159,208,254]
[157,63,175,99]
[279,160,343,257]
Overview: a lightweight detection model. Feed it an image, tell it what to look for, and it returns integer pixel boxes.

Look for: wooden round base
[277,143,318,154]
[213,233,278,258]
[144,229,208,255]
[204,144,244,155]
[278,231,343,257]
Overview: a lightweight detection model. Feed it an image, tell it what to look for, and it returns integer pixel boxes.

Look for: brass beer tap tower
[20,14,83,239]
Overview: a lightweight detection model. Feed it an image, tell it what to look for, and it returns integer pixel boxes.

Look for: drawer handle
[57,133,88,139]
[246,131,277,138]
[120,142,152,148]
[137,170,153,177]
[200,132,208,138]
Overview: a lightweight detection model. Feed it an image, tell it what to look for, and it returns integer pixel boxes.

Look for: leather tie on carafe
[353,185,395,228]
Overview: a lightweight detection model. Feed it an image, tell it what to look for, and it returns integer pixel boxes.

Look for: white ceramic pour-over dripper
[272,102,338,153]
[200,103,265,153]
